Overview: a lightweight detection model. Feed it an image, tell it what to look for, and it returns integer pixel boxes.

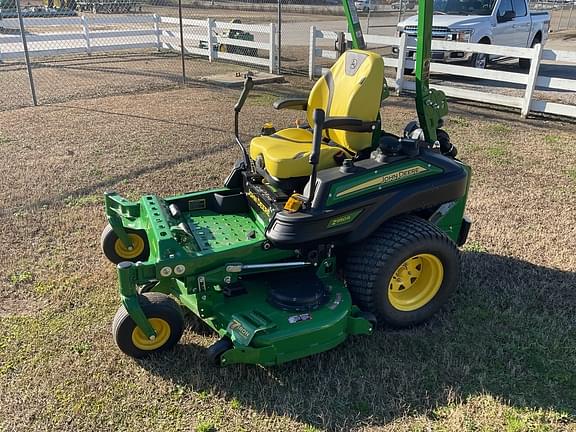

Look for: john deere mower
[101,0,471,366]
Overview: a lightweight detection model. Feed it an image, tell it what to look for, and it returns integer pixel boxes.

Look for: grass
[486,122,512,135]
[544,134,562,145]
[248,92,278,107]
[9,270,34,286]
[196,421,217,432]
[485,145,510,164]
[64,194,103,208]
[1,87,575,432]
[448,115,470,128]
[462,240,487,253]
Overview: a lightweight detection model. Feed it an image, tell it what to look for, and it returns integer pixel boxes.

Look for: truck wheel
[112,293,185,358]
[468,38,490,69]
[519,36,541,70]
[101,224,150,264]
[345,215,460,328]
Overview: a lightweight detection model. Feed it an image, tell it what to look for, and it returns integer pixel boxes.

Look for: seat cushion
[249,128,346,179]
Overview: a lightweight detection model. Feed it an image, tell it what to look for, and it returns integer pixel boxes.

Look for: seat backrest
[306,49,385,154]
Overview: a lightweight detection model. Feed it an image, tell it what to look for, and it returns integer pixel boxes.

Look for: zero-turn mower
[101,0,472,366]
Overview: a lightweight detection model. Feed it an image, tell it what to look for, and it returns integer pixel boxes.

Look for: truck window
[434,0,496,16]
[497,0,513,17]
[512,0,527,16]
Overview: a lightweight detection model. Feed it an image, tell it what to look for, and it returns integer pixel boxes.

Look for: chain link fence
[0,0,319,109]
[1,0,574,110]
[529,0,576,31]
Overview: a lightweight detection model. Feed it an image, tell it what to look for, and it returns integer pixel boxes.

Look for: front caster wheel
[112,293,184,358]
[345,215,460,328]
[207,337,234,366]
[101,224,149,264]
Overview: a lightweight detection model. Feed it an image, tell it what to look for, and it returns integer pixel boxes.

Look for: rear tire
[345,215,460,328]
[519,36,541,70]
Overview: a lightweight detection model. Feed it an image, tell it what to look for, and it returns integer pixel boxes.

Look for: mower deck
[176,266,372,366]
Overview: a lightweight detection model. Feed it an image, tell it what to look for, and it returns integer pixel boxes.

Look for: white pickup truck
[396,0,550,69]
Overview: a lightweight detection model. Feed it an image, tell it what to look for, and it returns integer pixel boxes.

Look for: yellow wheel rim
[131,318,171,350]
[388,254,444,312]
[114,233,145,260]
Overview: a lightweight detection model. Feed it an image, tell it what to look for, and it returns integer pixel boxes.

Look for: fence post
[177,0,186,85]
[521,43,543,118]
[153,14,161,51]
[207,18,215,62]
[309,25,316,80]
[277,0,282,73]
[269,22,276,74]
[557,3,565,31]
[15,0,37,106]
[395,32,407,95]
[81,15,91,56]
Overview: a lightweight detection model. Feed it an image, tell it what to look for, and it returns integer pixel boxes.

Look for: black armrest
[323,117,378,133]
[273,98,308,111]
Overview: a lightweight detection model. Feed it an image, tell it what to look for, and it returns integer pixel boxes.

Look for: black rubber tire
[519,36,540,70]
[101,224,149,265]
[437,129,458,158]
[207,337,234,366]
[468,39,490,69]
[112,293,184,359]
[345,215,460,328]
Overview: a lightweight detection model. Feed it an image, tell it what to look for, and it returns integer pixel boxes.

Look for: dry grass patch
[1,86,575,431]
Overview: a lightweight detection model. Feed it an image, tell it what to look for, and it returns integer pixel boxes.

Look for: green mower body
[103,0,472,366]
[105,148,470,365]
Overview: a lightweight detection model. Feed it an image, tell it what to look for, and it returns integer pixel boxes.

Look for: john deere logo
[336,166,427,198]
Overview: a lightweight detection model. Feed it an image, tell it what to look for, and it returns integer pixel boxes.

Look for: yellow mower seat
[249,129,348,179]
[249,49,385,179]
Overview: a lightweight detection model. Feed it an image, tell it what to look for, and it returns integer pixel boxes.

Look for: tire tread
[345,215,459,326]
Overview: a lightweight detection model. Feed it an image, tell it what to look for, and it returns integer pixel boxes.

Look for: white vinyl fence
[309,27,576,119]
[0,15,278,73]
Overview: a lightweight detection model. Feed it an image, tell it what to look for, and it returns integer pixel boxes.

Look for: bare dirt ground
[0,82,575,432]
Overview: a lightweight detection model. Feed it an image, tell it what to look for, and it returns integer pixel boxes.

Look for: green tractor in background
[101,0,471,366]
